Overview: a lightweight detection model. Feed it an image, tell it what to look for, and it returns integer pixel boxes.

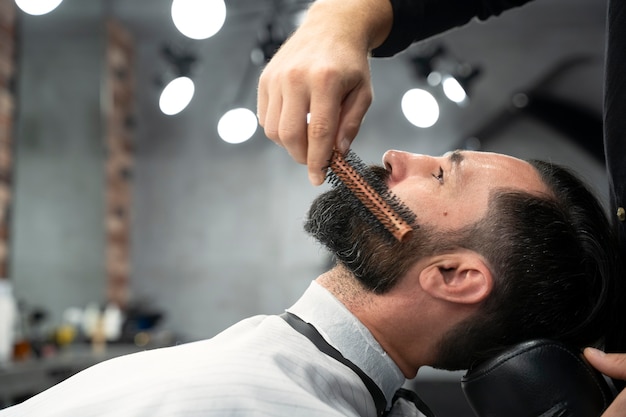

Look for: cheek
[393,183,487,230]
[391,182,448,225]
[440,190,489,229]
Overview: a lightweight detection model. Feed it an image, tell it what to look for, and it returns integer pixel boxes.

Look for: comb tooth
[327,150,414,242]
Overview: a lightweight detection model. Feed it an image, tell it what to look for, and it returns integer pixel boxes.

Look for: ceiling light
[401,89,440,128]
[442,76,467,104]
[171,0,227,40]
[156,45,198,115]
[443,65,481,105]
[159,76,195,116]
[15,0,63,15]
[426,71,443,87]
[217,108,258,144]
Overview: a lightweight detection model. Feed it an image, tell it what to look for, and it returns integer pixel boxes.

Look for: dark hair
[434,160,622,370]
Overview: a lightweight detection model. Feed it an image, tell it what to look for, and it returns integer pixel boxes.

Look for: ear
[419,250,493,305]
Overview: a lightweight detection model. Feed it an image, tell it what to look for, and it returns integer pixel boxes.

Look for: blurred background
[0,0,609,413]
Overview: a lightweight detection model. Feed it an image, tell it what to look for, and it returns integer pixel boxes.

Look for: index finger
[306,89,342,185]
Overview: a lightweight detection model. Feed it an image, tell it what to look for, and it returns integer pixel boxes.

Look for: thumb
[584,347,626,380]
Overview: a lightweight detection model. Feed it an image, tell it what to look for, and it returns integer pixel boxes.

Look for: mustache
[367,164,390,182]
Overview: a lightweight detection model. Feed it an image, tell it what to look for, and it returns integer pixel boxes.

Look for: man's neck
[316,264,373,309]
[315,264,432,378]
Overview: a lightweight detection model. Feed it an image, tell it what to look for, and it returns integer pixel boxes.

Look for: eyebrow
[448,149,465,166]
[447,150,465,185]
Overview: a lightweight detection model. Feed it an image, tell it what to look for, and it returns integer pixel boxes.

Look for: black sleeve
[372,0,536,57]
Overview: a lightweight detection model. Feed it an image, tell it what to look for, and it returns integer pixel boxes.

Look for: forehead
[447,150,548,196]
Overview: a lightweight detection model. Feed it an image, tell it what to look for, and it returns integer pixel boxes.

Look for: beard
[304,163,496,370]
[304,164,435,293]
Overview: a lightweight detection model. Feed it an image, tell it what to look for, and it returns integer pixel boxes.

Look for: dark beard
[304,165,432,293]
[305,162,498,370]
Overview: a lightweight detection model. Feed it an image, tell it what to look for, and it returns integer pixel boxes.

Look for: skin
[381,149,551,230]
[257,0,393,185]
[319,150,549,377]
[584,349,626,417]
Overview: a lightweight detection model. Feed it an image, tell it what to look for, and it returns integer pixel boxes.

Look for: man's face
[382,150,549,232]
[304,150,548,292]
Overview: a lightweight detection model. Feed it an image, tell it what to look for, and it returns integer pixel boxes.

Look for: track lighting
[156,45,198,116]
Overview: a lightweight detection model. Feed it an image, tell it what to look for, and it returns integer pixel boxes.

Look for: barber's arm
[584,348,626,417]
[257,0,534,186]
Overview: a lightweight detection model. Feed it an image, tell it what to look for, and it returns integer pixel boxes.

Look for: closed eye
[433,167,444,184]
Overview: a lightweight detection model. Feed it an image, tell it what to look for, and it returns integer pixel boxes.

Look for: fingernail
[338,137,351,154]
[585,347,606,358]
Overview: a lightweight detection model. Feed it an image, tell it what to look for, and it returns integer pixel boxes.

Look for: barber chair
[460,339,615,417]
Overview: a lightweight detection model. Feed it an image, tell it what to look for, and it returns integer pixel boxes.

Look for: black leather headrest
[461,339,614,417]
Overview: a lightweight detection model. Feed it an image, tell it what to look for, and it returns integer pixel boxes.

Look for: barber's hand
[257,0,392,186]
[584,348,626,417]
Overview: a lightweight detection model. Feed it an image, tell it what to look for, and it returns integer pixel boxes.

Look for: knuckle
[278,127,302,146]
[341,121,361,139]
[308,119,333,139]
[284,66,308,84]
[263,125,279,140]
[311,66,343,88]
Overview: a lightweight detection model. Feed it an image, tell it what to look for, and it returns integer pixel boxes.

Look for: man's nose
[382,150,439,181]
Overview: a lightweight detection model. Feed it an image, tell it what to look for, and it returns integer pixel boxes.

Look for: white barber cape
[0,282,427,416]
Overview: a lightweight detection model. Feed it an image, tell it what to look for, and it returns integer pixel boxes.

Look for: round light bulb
[442,77,468,104]
[16,0,63,15]
[401,89,440,128]
[218,108,258,144]
[171,0,227,40]
[159,76,195,116]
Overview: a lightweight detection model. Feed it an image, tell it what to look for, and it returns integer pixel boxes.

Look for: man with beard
[1,149,620,417]
[257,0,626,413]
